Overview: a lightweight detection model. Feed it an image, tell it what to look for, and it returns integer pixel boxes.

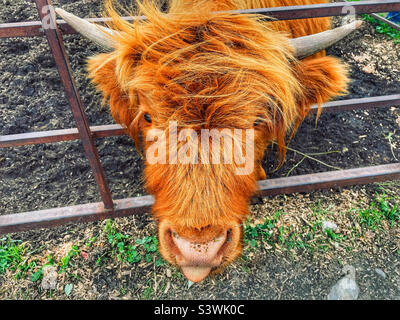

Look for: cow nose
[171,230,227,282]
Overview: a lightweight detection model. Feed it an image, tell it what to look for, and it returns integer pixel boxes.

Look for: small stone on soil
[327,265,359,300]
[41,266,58,291]
[375,268,386,279]
[322,220,338,232]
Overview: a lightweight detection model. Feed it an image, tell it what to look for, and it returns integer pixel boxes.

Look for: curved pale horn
[289,20,363,59]
[55,8,116,49]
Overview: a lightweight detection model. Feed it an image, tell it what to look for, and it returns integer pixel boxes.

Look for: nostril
[226,228,233,242]
[163,228,183,259]
[171,230,179,239]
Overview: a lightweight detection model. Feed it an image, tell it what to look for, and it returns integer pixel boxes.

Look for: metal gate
[0,0,399,233]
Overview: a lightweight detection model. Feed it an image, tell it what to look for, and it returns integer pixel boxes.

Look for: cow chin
[158,219,242,282]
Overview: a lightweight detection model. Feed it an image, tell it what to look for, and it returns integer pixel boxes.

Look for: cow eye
[254,118,262,127]
[144,113,152,123]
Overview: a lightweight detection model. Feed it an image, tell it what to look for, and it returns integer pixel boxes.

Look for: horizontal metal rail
[1,163,399,234]
[309,94,400,113]
[0,124,126,148]
[1,94,399,148]
[257,163,400,196]
[0,195,154,234]
[1,1,400,38]
[369,12,400,31]
[235,0,400,20]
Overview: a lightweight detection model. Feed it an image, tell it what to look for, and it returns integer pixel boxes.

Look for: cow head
[57,1,360,282]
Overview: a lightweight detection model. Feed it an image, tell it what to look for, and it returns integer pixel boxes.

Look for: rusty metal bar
[0,21,43,38]
[2,94,399,148]
[257,163,400,196]
[0,196,154,234]
[0,124,126,148]
[236,0,400,20]
[369,13,400,31]
[0,16,142,38]
[343,0,400,32]
[1,163,399,234]
[34,0,114,210]
[2,1,400,38]
[309,94,400,114]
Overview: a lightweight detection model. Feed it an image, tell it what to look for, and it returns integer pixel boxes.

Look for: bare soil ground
[0,1,399,300]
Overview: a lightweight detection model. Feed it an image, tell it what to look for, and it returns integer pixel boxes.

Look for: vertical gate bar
[34,0,114,210]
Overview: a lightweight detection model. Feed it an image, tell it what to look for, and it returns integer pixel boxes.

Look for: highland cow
[57,0,361,282]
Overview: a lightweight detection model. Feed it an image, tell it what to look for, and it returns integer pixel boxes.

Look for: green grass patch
[142,279,154,299]
[355,193,399,230]
[243,209,337,254]
[0,238,41,280]
[346,1,400,43]
[243,216,275,248]
[244,191,399,257]
[0,238,25,274]
[59,245,80,273]
[362,14,400,44]
[85,236,98,248]
[104,220,165,267]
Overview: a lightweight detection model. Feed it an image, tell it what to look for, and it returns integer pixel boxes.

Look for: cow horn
[56,8,362,57]
[55,8,116,49]
[289,20,363,59]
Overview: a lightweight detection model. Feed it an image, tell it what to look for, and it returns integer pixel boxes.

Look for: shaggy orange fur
[87,0,349,273]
